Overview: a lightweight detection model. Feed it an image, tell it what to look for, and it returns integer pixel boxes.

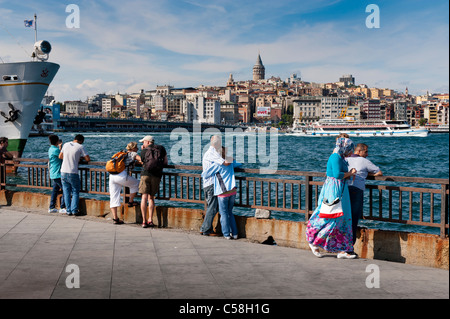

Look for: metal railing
[1,158,449,238]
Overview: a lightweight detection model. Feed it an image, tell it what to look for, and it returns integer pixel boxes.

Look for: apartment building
[320,96,349,119]
[65,101,88,115]
[293,97,321,123]
[361,99,381,120]
[183,96,220,124]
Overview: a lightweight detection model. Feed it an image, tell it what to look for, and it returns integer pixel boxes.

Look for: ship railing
[1,158,448,238]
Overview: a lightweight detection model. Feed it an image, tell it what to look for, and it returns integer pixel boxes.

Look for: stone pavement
[0,206,448,300]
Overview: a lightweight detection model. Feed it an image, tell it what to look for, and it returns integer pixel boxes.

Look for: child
[48,134,66,213]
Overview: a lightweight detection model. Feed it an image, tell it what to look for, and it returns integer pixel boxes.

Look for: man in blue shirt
[346,143,383,245]
[48,134,66,213]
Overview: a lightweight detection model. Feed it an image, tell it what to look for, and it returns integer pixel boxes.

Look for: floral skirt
[305,176,354,253]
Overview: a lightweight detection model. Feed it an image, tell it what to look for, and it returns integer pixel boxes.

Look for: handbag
[318,182,345,219]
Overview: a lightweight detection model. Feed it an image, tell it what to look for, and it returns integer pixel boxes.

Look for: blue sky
[1,0,448,101]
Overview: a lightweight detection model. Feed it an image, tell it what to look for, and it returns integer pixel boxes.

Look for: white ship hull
[288,128,429,137]
[0,61,59,156]
[287,119,430,137]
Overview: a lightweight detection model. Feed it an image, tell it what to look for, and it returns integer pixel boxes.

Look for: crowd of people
[2,131,382,259]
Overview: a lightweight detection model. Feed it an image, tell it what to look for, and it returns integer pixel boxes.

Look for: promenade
[0,206,448,301]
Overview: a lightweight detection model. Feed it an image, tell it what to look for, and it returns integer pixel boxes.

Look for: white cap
[139,135,154,143]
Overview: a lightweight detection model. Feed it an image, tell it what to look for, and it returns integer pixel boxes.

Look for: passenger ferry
[425,123,449,134]
[287,117,429,137]
[0,40,59,161]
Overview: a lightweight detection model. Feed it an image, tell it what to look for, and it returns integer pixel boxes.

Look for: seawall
[1,190,448,270]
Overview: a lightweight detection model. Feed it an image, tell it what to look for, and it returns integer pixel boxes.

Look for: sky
[1,0,449,102]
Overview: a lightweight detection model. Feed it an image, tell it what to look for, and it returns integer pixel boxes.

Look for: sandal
[113,218,124,225]
[142,222,149,228]
[147,221,156,228]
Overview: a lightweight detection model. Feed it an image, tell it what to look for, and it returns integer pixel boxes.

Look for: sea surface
[13,131,450,235]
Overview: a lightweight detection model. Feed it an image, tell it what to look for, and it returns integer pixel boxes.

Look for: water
[14,131,450,235]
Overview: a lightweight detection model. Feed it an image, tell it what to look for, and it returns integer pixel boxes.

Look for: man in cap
[139,135,168,228]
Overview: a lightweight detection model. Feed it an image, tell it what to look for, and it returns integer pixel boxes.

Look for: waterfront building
[65,101,88,116]
[220,101,240,124]
[183,96,220,124]
[437,103,449,124]
[292,97,321,123]
[394,100,408,121]
[361,99,381,120]
[101,97,115,114]
[154,94,166,112]
[126,97,141,117]
[253,53,265,81]
[166,94,185,116]
[424,103,438,124]
[320,96,349,119]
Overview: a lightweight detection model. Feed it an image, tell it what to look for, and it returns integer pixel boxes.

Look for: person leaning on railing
[108,142,142,225]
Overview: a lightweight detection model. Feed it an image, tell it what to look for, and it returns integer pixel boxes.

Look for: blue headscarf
[334,137,355,157]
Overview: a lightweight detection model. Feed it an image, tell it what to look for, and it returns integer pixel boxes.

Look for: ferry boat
[287,117,429,137]
[0,41,59,161]
[425,123,449,134]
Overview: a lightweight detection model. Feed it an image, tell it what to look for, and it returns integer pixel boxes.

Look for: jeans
[49,178,65,209]
[61,173,81,215]
[218,194,237,238]
[348,186,364,245]
[200,185,218,234]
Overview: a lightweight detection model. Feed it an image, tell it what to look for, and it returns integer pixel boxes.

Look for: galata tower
[252,53,265,81]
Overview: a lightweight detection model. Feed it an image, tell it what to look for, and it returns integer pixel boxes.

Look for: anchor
[33,106,46,125]
[0,103,20,123]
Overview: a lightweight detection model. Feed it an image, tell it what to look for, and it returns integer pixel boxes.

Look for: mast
[34,13,37,43]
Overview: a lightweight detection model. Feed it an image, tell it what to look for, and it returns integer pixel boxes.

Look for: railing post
[0,163,5,190]
[441,184,449,238]
[305,175,313,220]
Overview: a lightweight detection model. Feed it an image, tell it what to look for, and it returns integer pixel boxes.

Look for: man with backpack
[139,135,167,228]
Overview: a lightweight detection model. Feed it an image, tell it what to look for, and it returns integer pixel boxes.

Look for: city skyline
[1,0,448,101]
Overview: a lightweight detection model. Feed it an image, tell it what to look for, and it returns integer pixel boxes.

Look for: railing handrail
[1,158,448,238]
[6,158,449,185]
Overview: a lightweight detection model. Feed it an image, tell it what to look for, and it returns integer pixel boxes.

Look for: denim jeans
[348,186,364,245]
[61,173,81,215]
[200,185,218,234]
[218,194,237,238]
[50,178,65,209]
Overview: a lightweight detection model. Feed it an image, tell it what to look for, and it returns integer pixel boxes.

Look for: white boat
[0,40,59,159]
[425,123,449,133]
[287,117,429,137]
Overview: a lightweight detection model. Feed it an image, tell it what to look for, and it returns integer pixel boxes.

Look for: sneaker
[224,236,232,240]
[309,243,323,258]
[59,208,67,214]
[232,235,238,239]
[48,208,58,213]
[337,251,357,259]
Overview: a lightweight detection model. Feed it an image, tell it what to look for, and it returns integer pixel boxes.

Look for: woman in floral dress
[306,137,357,259]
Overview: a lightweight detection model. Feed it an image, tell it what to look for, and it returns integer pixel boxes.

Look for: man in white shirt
[200,135,230,236]
[59,134,90,216]
[346,143,382,245]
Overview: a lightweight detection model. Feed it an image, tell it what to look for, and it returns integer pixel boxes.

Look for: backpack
[143,145,164,172]
[105,151,127,174]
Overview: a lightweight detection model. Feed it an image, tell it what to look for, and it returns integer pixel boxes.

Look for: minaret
[253,53,265,81]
